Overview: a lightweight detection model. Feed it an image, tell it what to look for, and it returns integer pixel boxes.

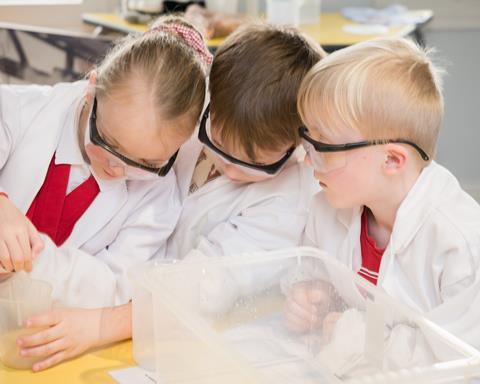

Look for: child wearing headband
[1,16,210,370]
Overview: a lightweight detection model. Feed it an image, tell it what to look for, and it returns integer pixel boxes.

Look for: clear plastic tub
[129,247,480,384]
[0,272,52,369]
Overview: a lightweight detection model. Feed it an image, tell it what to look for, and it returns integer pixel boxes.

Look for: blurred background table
[82,10,433,52]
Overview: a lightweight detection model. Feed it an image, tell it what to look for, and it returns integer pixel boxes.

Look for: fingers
[27,220,44,259]
[307,287,329,303]
[284,305,317,333]
[6,235,24,272]
[284,291,319,333]
[18,323,62,349]
[284,282,333,333]
[0,229,39,273]
[0,198,42,271]
[287,295,318,322]
[307,288,331,315]
[285,297,320,332]
[17,231,32,272]
[25,310,61,329]
[0,240,13,271]
[32,350,68,372]
[20,335,66,360]
[322,311,343,343]
[291,286,318,314]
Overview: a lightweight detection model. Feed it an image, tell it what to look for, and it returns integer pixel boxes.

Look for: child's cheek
[85,144,110,165]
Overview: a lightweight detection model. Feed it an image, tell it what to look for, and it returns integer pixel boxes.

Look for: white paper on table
[343,24,389,35]
[342,5,431,26]
[109,366,161,384]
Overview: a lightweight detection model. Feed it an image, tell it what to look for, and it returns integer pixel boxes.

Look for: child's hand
[322,311,343,343]
[284,280,332,333]
[0,195,44,272]
[16,308,102,371]
[0,272,12,281]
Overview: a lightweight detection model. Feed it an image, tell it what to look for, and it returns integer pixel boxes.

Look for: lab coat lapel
[16,139,58,213]
[13,111,67,212]
[336,206,362,269]
[332,206,369,306]
[174,134,203,202]
[10,83,84,212]
[66,180,128,247]
[389,162,447,254]
[378,162,453,297]
[189,174,232,201]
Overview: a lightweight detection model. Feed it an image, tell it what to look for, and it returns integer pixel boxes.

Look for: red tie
[26,154,100,246]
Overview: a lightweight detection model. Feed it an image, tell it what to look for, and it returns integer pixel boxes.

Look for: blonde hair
[298,38,444,160]
[94,15,208,136]
[209,23,326,160]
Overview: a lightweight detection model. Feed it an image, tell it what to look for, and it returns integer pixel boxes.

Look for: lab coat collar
[66,178,128,247]
[336,205,362,229]
[54,84,128,193]
[55,86,87,167]
[336,162,455,254]
[390,161,457,253]
[332,162,455,273]
[174,131,203,201]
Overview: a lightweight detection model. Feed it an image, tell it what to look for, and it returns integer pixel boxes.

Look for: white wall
[426,29,480,200]
[0,0,118,31]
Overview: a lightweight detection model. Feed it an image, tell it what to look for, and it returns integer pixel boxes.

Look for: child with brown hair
[168,23,326,262]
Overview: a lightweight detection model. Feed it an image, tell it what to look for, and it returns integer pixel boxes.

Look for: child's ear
[85,70,97,104]
[382,143,407,174]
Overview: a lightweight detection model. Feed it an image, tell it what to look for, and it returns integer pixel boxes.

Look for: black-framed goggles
[198,104,295,175]
[89,97,178,177]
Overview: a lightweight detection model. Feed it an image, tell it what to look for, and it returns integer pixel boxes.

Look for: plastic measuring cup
[0,272,52,369]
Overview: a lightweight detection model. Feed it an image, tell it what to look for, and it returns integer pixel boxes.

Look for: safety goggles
[89,97,178,178]
[198,104,295,177]
[299,126,429,173]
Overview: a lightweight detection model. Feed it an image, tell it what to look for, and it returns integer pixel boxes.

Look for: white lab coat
[0,82,181,307]
[167,135,319,260]
[163,136,319,314]
[304,161,480,353]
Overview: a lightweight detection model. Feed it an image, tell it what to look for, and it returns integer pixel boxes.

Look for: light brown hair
[94,15,208,136]
[209,23,326,160]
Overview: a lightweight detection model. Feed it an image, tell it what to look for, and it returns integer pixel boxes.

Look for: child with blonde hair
[285,38,480,354]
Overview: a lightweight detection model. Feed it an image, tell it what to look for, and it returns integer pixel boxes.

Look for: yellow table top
[0,341,134,384]
[82,10,433,49]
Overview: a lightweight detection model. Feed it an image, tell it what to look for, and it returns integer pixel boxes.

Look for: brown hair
[94,15,208,136]
[209,23,326,160]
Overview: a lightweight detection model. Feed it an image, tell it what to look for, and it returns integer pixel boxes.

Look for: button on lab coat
[0,82,181,307]
[304,161,480,353]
